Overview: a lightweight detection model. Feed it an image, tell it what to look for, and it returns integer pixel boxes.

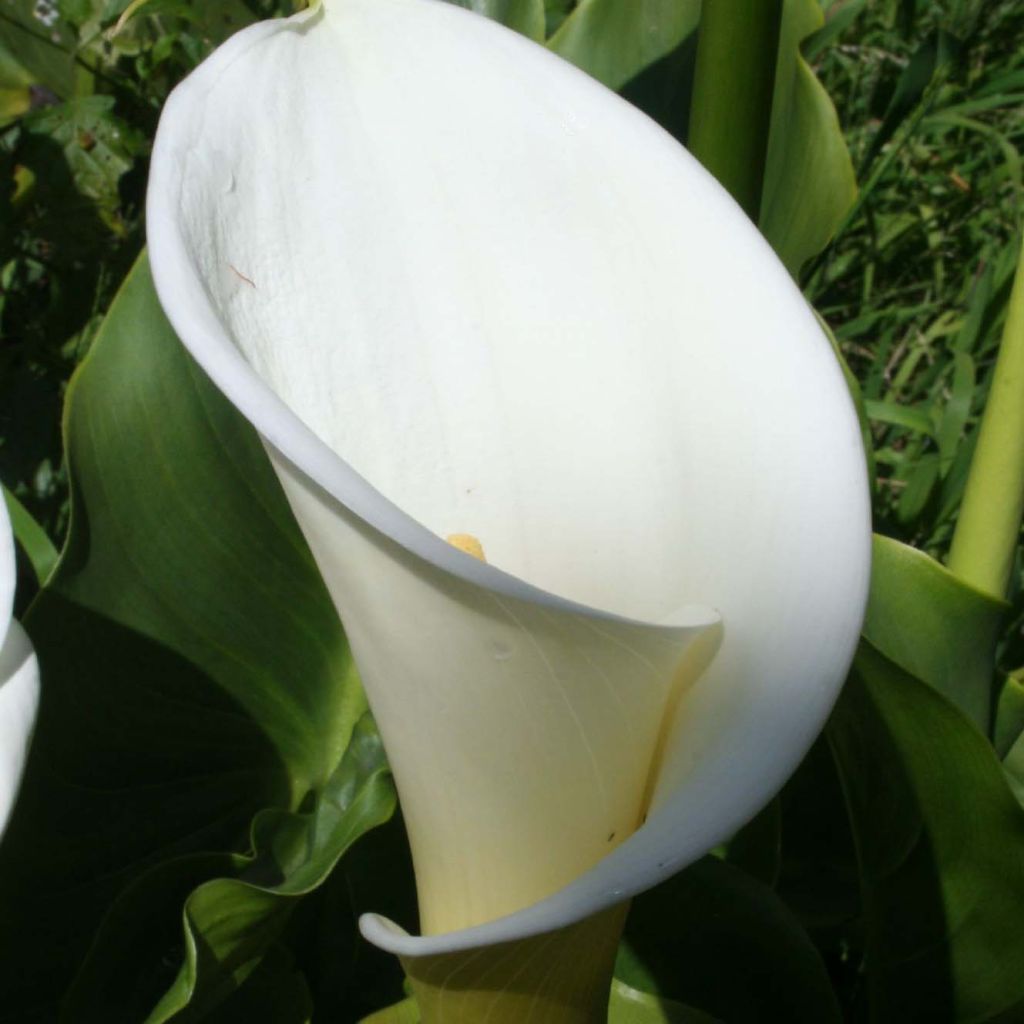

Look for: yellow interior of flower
[446,533,487,562]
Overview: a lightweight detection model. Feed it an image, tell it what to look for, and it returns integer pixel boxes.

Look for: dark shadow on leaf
[827,653,954,1022]
[618,855,842,1023]
[0,593,288,1021]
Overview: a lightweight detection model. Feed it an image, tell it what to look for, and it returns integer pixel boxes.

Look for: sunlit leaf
[760,0,858,275]
[547,0,699,92]
[863,535,1007,730]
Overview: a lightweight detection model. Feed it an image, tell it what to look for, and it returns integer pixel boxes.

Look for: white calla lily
[0,499,41,839]
[146,0,871,1010]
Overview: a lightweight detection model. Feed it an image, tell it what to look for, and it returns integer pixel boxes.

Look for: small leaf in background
[936,349,975,472]
[896,449,940,527]
[21,95,145,230]
[858,29,961,177]
[865,398,936,438]
[0,253,390,1020]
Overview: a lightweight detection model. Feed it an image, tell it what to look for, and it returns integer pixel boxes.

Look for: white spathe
[147,0,871,955]
[0,499,41,838]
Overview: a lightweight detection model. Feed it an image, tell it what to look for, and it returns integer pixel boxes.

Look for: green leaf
[547,0,700,92]
[607,982,720,1024]
[0,2,78,99]
[998,670,1024,808]
[616,857,841,1023]
[0,42,34,123]
[720,798,781,887]
[22,95,145,227]
[864,398,936,437]
[936,349,975,472]
[801,0,866,62]
[996,670,1024,760]
[65,715,394,1023]
[199,945,313,1024]
[360,995,421,1024]
[0,253,388,1018]
[759,0,858,276]
[896,450,940,527]
[1006,729,1024,810]
[858,30,960,177]
[827,644,1024,1022]
[445,0,544,40]
[588,0,855,276]
[2,484,59,585]
[864,535,1007,730]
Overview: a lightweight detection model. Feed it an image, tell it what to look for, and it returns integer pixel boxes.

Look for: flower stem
[687,0,784,220]
[947,235,1024,600]
[400,904,628,1024]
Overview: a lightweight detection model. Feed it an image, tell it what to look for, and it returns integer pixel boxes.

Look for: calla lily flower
[147,0,871,1014]
[0,499,41,839]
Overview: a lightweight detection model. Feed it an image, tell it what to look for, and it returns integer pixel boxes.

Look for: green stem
[401,904,628,1024]
[687,0,784,220]
[947,235,1024,600]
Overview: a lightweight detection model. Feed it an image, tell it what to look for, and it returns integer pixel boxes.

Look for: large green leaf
[759,0,857,276]
[547,0,700,93]
[863,535,1007,732]
[828,645,1024,1022]
[0,253,391,1020]
[616,857,841,1023]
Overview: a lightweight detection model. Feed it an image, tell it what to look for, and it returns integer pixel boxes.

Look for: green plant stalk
[948,235,1024,600]
[400,904,629,1024]
[687,0,784,220]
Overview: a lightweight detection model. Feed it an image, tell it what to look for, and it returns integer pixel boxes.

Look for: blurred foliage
[0,0,295,542]
[806,0,1024,557]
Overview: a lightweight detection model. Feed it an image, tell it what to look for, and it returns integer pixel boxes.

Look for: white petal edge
[1,491,15,654]
[0,621,40,839]
[147,0,872,955]
[0,498,40,840]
